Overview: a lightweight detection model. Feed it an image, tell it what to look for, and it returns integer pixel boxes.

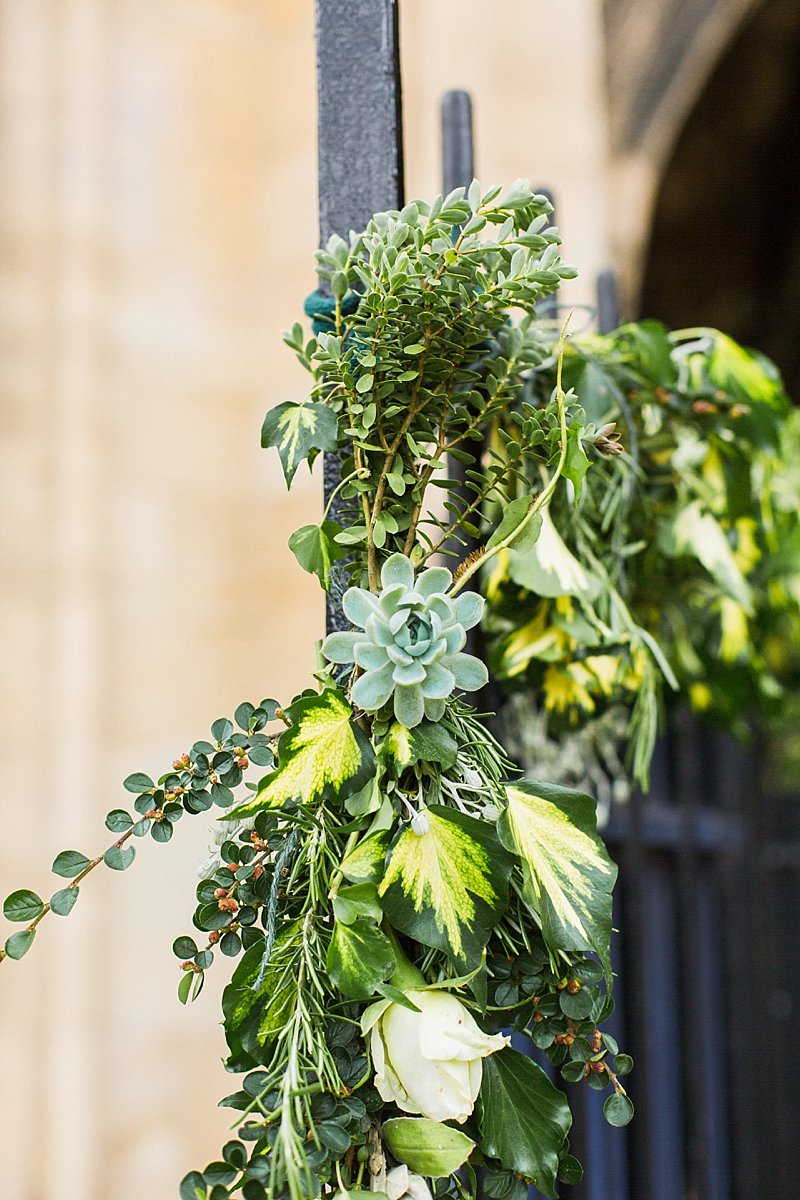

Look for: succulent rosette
[321,553,487,727]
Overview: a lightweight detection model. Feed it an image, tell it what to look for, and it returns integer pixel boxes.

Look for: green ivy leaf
[288,521,347,590]
[3,889,45,923]
[499,782,617,981]
[477,1048,572,1199]
[486,495,541,553]
[332,882,382,925]
[378,806,512,968]
[326,918,396,1000]
[260,400,338,487]
[222,930,300,1057]
[226,690,374,817]
[382,1117,474,1177]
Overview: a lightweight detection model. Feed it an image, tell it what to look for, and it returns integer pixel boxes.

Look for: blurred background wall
[1,0,794,1197]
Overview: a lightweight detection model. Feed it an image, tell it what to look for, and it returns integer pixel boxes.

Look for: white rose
[362,989,508,1123]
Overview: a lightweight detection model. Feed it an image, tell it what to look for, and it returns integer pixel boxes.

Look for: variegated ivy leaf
[507,504,601,600]
[382,719,458,770]
[260,400,338,487]
[498,781,617,981]
[378,806,512,968]
[658,500,753,612]
[339,831,389,884]
[227,689,374,817]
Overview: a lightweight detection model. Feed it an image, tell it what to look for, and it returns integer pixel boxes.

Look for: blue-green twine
[304,288,361,337]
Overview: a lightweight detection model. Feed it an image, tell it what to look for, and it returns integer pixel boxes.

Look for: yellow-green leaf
[658,501,753,612]
[326,917,396,1000]
[507,504,600,599]
[339,832,389,883]
[499,781,617,980]
[378,806,512,967]
[227,690,374,817]
[382,1118,475,1176]
[382,720,458,770]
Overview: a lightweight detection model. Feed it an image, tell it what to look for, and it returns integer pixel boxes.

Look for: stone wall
[0,3,612,1196]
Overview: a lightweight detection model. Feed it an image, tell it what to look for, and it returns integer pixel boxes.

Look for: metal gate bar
[315,0,404,635]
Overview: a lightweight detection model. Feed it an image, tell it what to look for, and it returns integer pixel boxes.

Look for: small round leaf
[603,1093,634,1127]
[105,809,134,833]
[173,935,198,959]
[123,772,154,794]
[50,887,79,916]
[3,889,45,923]
[557,1154,584,1185]
[52,850,90,878]
[5,929,36,959]
[103,845,136,872]
[151,819,174,844]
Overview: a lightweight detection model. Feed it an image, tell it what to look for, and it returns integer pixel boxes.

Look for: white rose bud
[363,989,508,1123]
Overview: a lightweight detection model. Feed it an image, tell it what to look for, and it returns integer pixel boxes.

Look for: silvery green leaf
[343,587,379,628]
[415,566,452,598]
[381,553,415,590]
[394,682,425,728]
[447,652,489,692]
[454,591,484,630]
[352,664,395,711]
[321,630,360,664]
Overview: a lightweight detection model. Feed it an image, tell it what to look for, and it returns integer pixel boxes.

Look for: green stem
[451,326,572,595]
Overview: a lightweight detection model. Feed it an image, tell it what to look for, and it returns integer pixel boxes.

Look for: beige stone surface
[0,1,714,1196]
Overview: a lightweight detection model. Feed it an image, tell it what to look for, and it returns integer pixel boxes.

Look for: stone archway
[603,0,763,309]
[638,0,800,395]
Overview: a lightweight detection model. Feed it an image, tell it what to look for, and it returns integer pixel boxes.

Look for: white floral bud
[364,989,508,1123]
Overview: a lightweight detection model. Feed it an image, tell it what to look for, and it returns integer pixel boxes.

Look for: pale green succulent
[322,554,487,727]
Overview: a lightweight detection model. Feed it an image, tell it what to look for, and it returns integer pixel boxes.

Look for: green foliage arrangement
[482,321,800,790]
[2,182,643,1200]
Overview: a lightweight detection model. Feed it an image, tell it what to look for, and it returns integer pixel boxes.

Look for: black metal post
[441,90,474,195]
[314,0,405,632]
[596,268,621,333]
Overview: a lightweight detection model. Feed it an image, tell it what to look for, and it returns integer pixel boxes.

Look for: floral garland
[483,321,800,790]
[1,183,634,1200]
